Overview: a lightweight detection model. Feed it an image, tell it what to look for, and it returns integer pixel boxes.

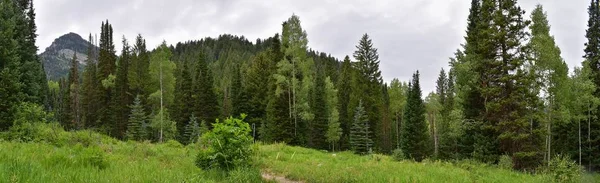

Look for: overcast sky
[35,0,589,93]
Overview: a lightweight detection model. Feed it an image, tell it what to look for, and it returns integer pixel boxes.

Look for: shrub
[79,146,109,170]
[7,102,54,142]
[546,155,581,183]
[392,148,405,161]
[195,114,254,171]
[498,155,513,170]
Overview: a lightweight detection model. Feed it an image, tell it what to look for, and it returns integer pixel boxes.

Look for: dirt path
[261,172,304,183]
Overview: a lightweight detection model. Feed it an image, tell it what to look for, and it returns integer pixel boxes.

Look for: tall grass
[257,143,556,183]
[0,124,597,183]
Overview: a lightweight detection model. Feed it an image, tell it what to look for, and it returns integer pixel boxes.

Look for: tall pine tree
[400,71,429,161]
[352,34,385,151]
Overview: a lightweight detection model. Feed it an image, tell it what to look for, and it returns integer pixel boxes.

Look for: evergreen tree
[352,34,385,151]
[129,34,150,96]
[127,95,147,141]
[182,114,200,145]
[192,54,219,128]
[350,101,373,154]
[67,53,80,130]
[97,20,117,131]
[231,65,251,117]
[400,71,429,161]
[337,56,353,150]
[81,34,99,128]
[583,0,600,171]
[114,37,132,139]
[173,60,194,142]
[310,67,328,149]
[16,0,47,107]
[246,37,281,140]
[0,0,22,130]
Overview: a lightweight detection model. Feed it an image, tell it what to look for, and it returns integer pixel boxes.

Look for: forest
[1,0,600,182]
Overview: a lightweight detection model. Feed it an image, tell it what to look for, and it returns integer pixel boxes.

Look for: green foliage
[149,109,177,142]
[498,155,513,170]
[546,155,582,183]
[126,95,147,141]
[0,0,23,131]
[337,56,353,150]
[350,101,373,154]
[392,148,406,161]
[192,54,219,125]
[259,143,551,183]
[351,33,384,151]
[401,71,430,161]
[195,114,254,171]
[8,103,51,142]
[182,115,200,145]
[148,41,176,108]
[325,76,341,151]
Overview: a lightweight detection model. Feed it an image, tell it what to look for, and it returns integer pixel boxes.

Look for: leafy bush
[392,148,405,161]
[79,146,109,170]
[195,114,254,171]
[498,155,513,170]
[546,155,582,183]
[7,102,53,142]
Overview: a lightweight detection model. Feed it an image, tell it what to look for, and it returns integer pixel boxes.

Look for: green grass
[0,139,263,183]
[258,143,566,183]
[0,126,597,183]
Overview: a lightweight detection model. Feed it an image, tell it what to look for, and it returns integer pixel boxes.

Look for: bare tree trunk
[579,118,582,166]
[547,100,552,166]
[292,59,297,138]
[588,104,591,171]
[159,61,164,143]
[434,113,438,158]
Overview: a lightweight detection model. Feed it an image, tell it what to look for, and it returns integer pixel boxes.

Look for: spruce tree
[114,37,132,139]
[246,39,280,140]
[231,65,251,117]
[400,71,429,161]
[0,0,22,130]
[81,34,99,128]
[174,60,194,142]
[192,54,219,127]
[310,67,328,149]
[182,115,200,145]
[16,0,47,106]
[67,53,80,130]
[583,0,600,171]
[97,20,117,131]
[350,101,373,154]
[127,95,147,141]
[352,34,384,151]
[337,56,353,150]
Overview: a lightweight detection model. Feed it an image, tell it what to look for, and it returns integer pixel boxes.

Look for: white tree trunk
[579,118,582,166]
[159,61,164,143]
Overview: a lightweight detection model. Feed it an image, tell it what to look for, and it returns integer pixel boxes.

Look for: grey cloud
[35,0,589,94]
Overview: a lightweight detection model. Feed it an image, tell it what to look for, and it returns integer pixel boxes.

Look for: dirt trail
[261,172,304,183]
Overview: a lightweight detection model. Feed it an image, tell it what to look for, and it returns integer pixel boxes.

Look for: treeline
[0,0,49,130]
[1,0,600,172]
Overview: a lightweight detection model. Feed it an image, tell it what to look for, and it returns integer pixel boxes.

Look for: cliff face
[40,32,96,80]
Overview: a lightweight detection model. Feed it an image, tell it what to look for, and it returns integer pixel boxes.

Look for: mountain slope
[40,32,95,80]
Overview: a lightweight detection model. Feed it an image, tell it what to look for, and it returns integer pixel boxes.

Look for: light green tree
[148,41,176,142]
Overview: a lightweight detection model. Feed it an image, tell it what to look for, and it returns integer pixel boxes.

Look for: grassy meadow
[0,125,597,183]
